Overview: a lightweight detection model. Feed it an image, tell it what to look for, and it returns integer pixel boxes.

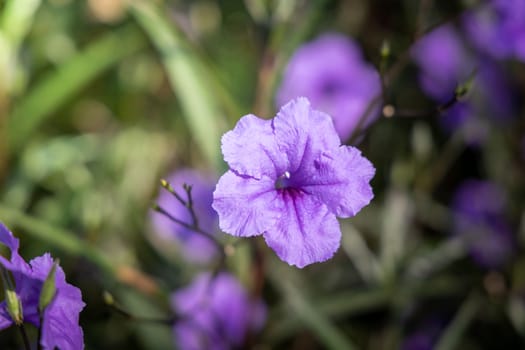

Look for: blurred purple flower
[151,169,220,264]
[213,98,375,268]
[402,319,443,350]
[171,272,265,350]
[0,222,85,350]
[276,34,382,141]
[411,25,473,101]
[452,180,514,268]
[412,25,516,143]
[463,0,525,61]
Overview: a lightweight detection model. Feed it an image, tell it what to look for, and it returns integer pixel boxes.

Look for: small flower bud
[380,40,391,59]
[103,291,115,306]
[5,289,23,326]
[39,261,58,313]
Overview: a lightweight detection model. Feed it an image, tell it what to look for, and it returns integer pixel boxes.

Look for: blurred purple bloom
[0,222,85,350]
[152,169,220,264]
[276,34,382,141]
[402,319,443,350]
[452,180,514,268]
[412,25,516,143]
[411,25,473,101]
[213,98,375,268]
[171,272,265,350]
[463,0,525,61]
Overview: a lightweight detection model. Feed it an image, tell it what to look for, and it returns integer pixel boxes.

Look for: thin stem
[108,301,176,325]
[387,91,465,119]
[415,0,435,39]
[414,130,465,192]
[38,316,43,350]
[160,179,186,206]
[18,324,31,350]
[183,184,200,228]
[435,293,481,350]
[348,5,478,144]
[152,204,225,259]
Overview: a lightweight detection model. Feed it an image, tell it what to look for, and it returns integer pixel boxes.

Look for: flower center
[275,171,292,189]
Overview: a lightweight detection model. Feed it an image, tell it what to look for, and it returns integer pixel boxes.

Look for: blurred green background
[0,0,524,349]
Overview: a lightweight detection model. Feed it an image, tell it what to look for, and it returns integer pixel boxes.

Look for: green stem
[18,324,31,350]
[435,293,481,350]
[267,266,360,350]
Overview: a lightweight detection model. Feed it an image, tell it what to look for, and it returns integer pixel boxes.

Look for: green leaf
[267,264,359,350]
[0,204,114,276]
[0,0,42,94]
[130,1,225,168]
[0,0,42,45]
[435,293,480,350]
[7,24,146,151]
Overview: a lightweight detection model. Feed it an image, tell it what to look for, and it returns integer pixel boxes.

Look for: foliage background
[0,0,524,349]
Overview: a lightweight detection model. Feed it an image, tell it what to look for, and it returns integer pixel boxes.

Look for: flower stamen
[275,171,291,189]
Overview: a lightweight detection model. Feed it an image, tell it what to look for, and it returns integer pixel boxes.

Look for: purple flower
[0,222,85,350]
[276,34,382,141]
[463,0,525,61]
[171,272,266,350]
[412,25,516,143]
[452,180,514,268]
[151,169,220,264]
[212,98,375,268]
[411,25,473,101]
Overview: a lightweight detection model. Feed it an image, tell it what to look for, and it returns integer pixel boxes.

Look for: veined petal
[263,194,341,268]
[213,171,280,237]
[221,114,285,179]
[297,146,375,217]
[273,97,341,173]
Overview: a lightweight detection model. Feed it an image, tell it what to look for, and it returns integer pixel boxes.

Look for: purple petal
[296,146,375,217]
[411,25,473,100]
[0,304,13,330]
[0,222,19,252]
[263,194,341,268]
[30,254,85,350]
[221,114,285,179]
[273,98,340,173]
[0,222,28,274]
[172,273,266,350]
[213,171,280,237]
[0,223,41,326]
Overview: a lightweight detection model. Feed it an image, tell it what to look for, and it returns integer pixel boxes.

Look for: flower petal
[172,272,266,350]
[213,171,279,237]
[221,114,285,179]
[0,305,13,330]
[31,254,85,350]
[296,145,375,217]
[263,194,341,268]
[273,97,341,173]
[0,222,28,273]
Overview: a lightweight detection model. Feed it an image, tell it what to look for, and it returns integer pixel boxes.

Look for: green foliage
[0,1,524,349]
